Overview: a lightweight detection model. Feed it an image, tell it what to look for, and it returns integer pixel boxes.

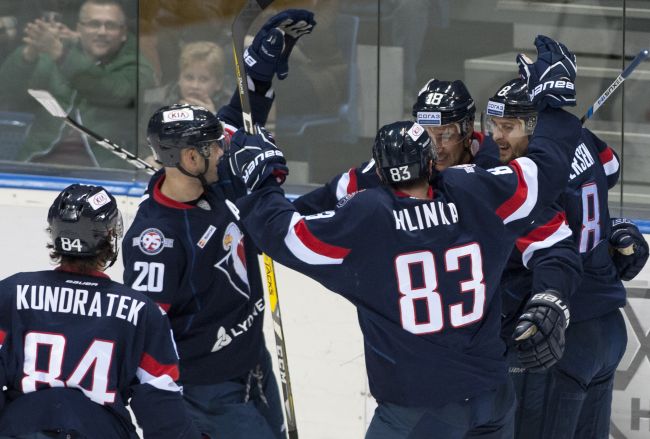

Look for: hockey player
[294,77,500,214]
[121,10,316,439]
[486,77,649,439]
[229,36,582,438]
[0,184,199,438]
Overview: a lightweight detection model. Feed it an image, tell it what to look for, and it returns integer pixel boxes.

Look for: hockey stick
[580,49,649,124]
[232,3,300,439]
[27,89,156,175]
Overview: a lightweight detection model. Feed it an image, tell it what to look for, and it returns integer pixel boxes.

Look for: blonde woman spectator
[144,41,229,115]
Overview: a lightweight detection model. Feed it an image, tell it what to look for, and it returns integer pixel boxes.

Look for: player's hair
[79,0,127,24]
[179,41,225,80]
[47,234,118,272]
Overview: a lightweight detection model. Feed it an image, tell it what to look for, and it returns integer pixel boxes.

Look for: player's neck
[161,168,205,202]
[394,180,431,199]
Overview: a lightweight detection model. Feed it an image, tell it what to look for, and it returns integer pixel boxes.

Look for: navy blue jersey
[293,132,501,215]
[0,269,196,438]
[559,128,624,321]
[122,172,266,385]
[238,109,581,406]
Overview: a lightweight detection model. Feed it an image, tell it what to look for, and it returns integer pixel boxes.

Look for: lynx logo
[211,326,232,352]
[210,299,265,352]
[134,228,174,255]
[87,190,111,210]
[529,80,574,99]
[162,109,193,123]
[243,48,256,68]
[610,289,650,438]
[416,111,441,126]
[486,101,505,117]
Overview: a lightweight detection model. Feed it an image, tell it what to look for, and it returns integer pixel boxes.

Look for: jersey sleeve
[122,229,186,313]
[514,206,583,300]
[293,160,379,215]
[129,303,200,439]
[217,85,274,131]
[583,128,620,188]
[238,185,373,296]
[440,108,582,237]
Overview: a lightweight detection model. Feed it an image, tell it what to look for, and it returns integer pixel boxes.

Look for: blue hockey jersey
[122,171,267,385]
[0,268,197,438]
[238,108,581,407]
[560,128,624,321]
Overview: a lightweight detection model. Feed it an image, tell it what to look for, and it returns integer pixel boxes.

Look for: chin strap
[175,153,212,188]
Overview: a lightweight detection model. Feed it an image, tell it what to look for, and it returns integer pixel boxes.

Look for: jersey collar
[153,174,195,210]
[393,186,434,199]
[55,266,110,279]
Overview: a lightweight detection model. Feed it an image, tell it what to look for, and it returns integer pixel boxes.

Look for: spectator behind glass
[0,0,154,168]
[145,41,228,115]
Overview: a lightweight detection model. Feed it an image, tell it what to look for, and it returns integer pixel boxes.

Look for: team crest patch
[133,228,174,255]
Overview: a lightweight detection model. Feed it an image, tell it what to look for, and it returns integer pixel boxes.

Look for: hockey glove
[261,9,316,80]
[228,127,288,191]
[512,290,570,372]
[610,218,649,281]
[517,35,577,111]
[244,27,284,82]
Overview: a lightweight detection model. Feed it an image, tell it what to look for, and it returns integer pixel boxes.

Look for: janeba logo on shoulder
[162,109,194,123]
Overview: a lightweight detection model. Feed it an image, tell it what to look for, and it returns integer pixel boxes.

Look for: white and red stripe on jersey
[496,157,539,225]
[598,146,619,177]
[284,212,351,265]
[515,211,573,267]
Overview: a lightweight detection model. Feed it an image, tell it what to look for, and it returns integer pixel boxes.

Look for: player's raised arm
[217,9,316,133]
[440,36,581,234]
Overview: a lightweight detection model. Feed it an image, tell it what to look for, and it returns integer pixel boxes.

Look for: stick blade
[27,89,68,118]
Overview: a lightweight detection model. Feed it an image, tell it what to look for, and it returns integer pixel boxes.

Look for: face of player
[178,62,223,102]
[77,3,127,62]
[201,141,225,184]
[488,117,529,163]
[425,124,471,171]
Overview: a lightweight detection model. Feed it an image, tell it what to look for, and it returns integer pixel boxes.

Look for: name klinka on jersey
[16,285,145,326]
[393,201,459,231]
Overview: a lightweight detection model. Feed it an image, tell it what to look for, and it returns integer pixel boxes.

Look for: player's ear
[179,147,198,170]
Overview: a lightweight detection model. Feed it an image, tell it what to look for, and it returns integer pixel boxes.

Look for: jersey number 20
[395,243,485,334]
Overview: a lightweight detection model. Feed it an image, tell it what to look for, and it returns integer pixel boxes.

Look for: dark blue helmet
[412,78,476,137]
[147,104,225,167]
[48,184,123,257]
[372,121,435,185]
[486,78,537,134]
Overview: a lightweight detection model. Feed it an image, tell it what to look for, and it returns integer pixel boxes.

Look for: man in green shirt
[0,0,154,168]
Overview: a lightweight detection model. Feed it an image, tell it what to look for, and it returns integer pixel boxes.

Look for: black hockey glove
[261,9,316,80]
[512,290,570,372]
[245,27,284,83]
[228,127,288,191]
[517,35,577,111]
[610,218,649,281]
